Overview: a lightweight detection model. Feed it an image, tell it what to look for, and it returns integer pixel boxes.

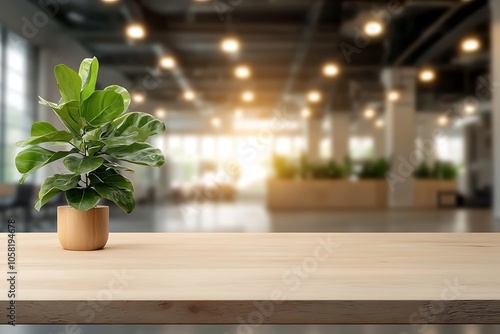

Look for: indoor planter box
[413,179,457,209]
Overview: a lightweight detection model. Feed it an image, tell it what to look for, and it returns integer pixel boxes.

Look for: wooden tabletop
[1,233,500,324]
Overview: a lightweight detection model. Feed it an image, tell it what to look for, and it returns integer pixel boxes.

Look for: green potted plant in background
[15,57,166,251]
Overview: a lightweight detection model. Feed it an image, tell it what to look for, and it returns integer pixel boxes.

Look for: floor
[3,200,499,334]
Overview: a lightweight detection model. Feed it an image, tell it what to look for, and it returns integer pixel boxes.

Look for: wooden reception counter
[1,233,499,324]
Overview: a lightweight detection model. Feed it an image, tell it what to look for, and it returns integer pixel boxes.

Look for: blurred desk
[1,233,499,324]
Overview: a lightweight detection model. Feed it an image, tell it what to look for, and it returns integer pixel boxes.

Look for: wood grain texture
[1,233,499,324]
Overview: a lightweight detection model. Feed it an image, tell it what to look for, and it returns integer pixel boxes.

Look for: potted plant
[15,57,166,251]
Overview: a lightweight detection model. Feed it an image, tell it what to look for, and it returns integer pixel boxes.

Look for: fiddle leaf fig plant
[15,57,166,214]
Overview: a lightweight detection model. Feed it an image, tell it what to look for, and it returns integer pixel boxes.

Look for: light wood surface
[1,233,499,324]
[57,205,109,251]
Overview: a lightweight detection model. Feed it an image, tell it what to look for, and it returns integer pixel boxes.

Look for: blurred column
[382,68,417,208]
[329,113,350,161]
[492,0,500,218]
[373,125,385,157]
[417,115,437,166]
[304,117,323,164]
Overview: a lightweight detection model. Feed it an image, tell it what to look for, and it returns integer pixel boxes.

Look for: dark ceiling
[28,0,490,114]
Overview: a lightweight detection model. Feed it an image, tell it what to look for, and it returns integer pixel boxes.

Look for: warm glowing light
[234,65,251,79]
[221,38,240,53]
[437,115,449,126]
[126,23,146,40]
[375,119,384,128]
[387,90,400,102]
[234,109,243,118]
[464,104,476,114]
[159,56,176,69]
[419,69,435,82]
[364,108,375,119]
[211,117,221,127]
[242,91,254,102]
[155,109,166,118]
[307,90,322,103]
[184,90,195,101]
[461,38,480,52]
[364,21,383,36]
[132,92,145,103]
[301,108,311,118]
[102,0,119,3]
[322,63,339,77]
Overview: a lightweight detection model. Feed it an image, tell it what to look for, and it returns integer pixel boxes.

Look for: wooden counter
[1,233,500,324]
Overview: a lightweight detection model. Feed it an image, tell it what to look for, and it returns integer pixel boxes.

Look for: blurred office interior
[1,0,500,332]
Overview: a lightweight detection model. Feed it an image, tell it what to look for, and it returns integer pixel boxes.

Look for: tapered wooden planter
[57,206,109,251]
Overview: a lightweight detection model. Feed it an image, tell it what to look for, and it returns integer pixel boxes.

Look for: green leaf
[79,57,99,101]
[106,112,165,141]
[17,130,73,147]
[65,187,101,211]
[81,90,124,127]
[39,97,81,136]
[83,127,103,141]
[103,161,134,173]
[15,146,77,183]
[64,156,105,175]
[31,122,58,136]
[35,173,81,211]
[92,183,135,214]
[54,64,82,102]
[105,142,165,167]
[104,85,131,112]
[99,132,142,148]
[89,169,134,191]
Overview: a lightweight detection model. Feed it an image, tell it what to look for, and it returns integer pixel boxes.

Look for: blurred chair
[0,184,34,231]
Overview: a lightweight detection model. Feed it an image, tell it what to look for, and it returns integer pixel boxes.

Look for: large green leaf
[64,156,104,175]
[54,64,82,102]
[89,169,134,191]
[106,112,165,140]
[15,146,78,183]
[39,97,81,136]
[34,173,81,211]
[31,122,58,136]
[81,90,124,127]
[99,132,142,148]
[65,187,101,211]
[17,122,73,147]
[79,57,99,101]
[104,85,131,112]
[103,160,134,173]
[92,183,135,214]
[105,142,165,167]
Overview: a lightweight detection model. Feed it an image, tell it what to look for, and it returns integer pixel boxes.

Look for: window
[0,28,36,183]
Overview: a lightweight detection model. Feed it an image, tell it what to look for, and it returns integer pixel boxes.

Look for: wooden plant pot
[57,206,109,251]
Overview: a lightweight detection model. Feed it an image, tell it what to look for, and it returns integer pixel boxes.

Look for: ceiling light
[375,119,384,128]
[159,55,176,69]
[102,0,119,3]
[234,65,251,79]
[126,23,146,40]
[184,90,195,101]
[155,109,166,118]
[437,115,449,126]
[461,38,480,53]
[211,117,221,128]
[419,69,435,82]
[464,104,476,114]
[364,108,375,119]
[242,91,254,102]
[301,108,311,118]
[307,90,322,103]
[364,21,383,36]
[234,109,243,118]
[322,63,339,77]
[387,90,400,102]
[221,38,240,53]
[132,92,145,104]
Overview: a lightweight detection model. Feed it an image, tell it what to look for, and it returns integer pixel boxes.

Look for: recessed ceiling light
[301,108,311,118]
[126,23,146,40]
[234,65,251,79]
[184,90,195,101]
[375,119,384,128]
[155,109,166,118]
[132,92,145,103]
[221,38,240,53]
[364,108,375,119]
[211,117,221,127]
[464,104,476,114]
[437,115,449,126]
[322,63,339,77]
[461,38,480,53]
[387,90,400,102]
[159,56,176,69]
[364,21,383,36]
[307,90,322,103]
[234,109,243,118]
[242,91,254,102]
[102,0,120,3]
[419,69,435,82]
